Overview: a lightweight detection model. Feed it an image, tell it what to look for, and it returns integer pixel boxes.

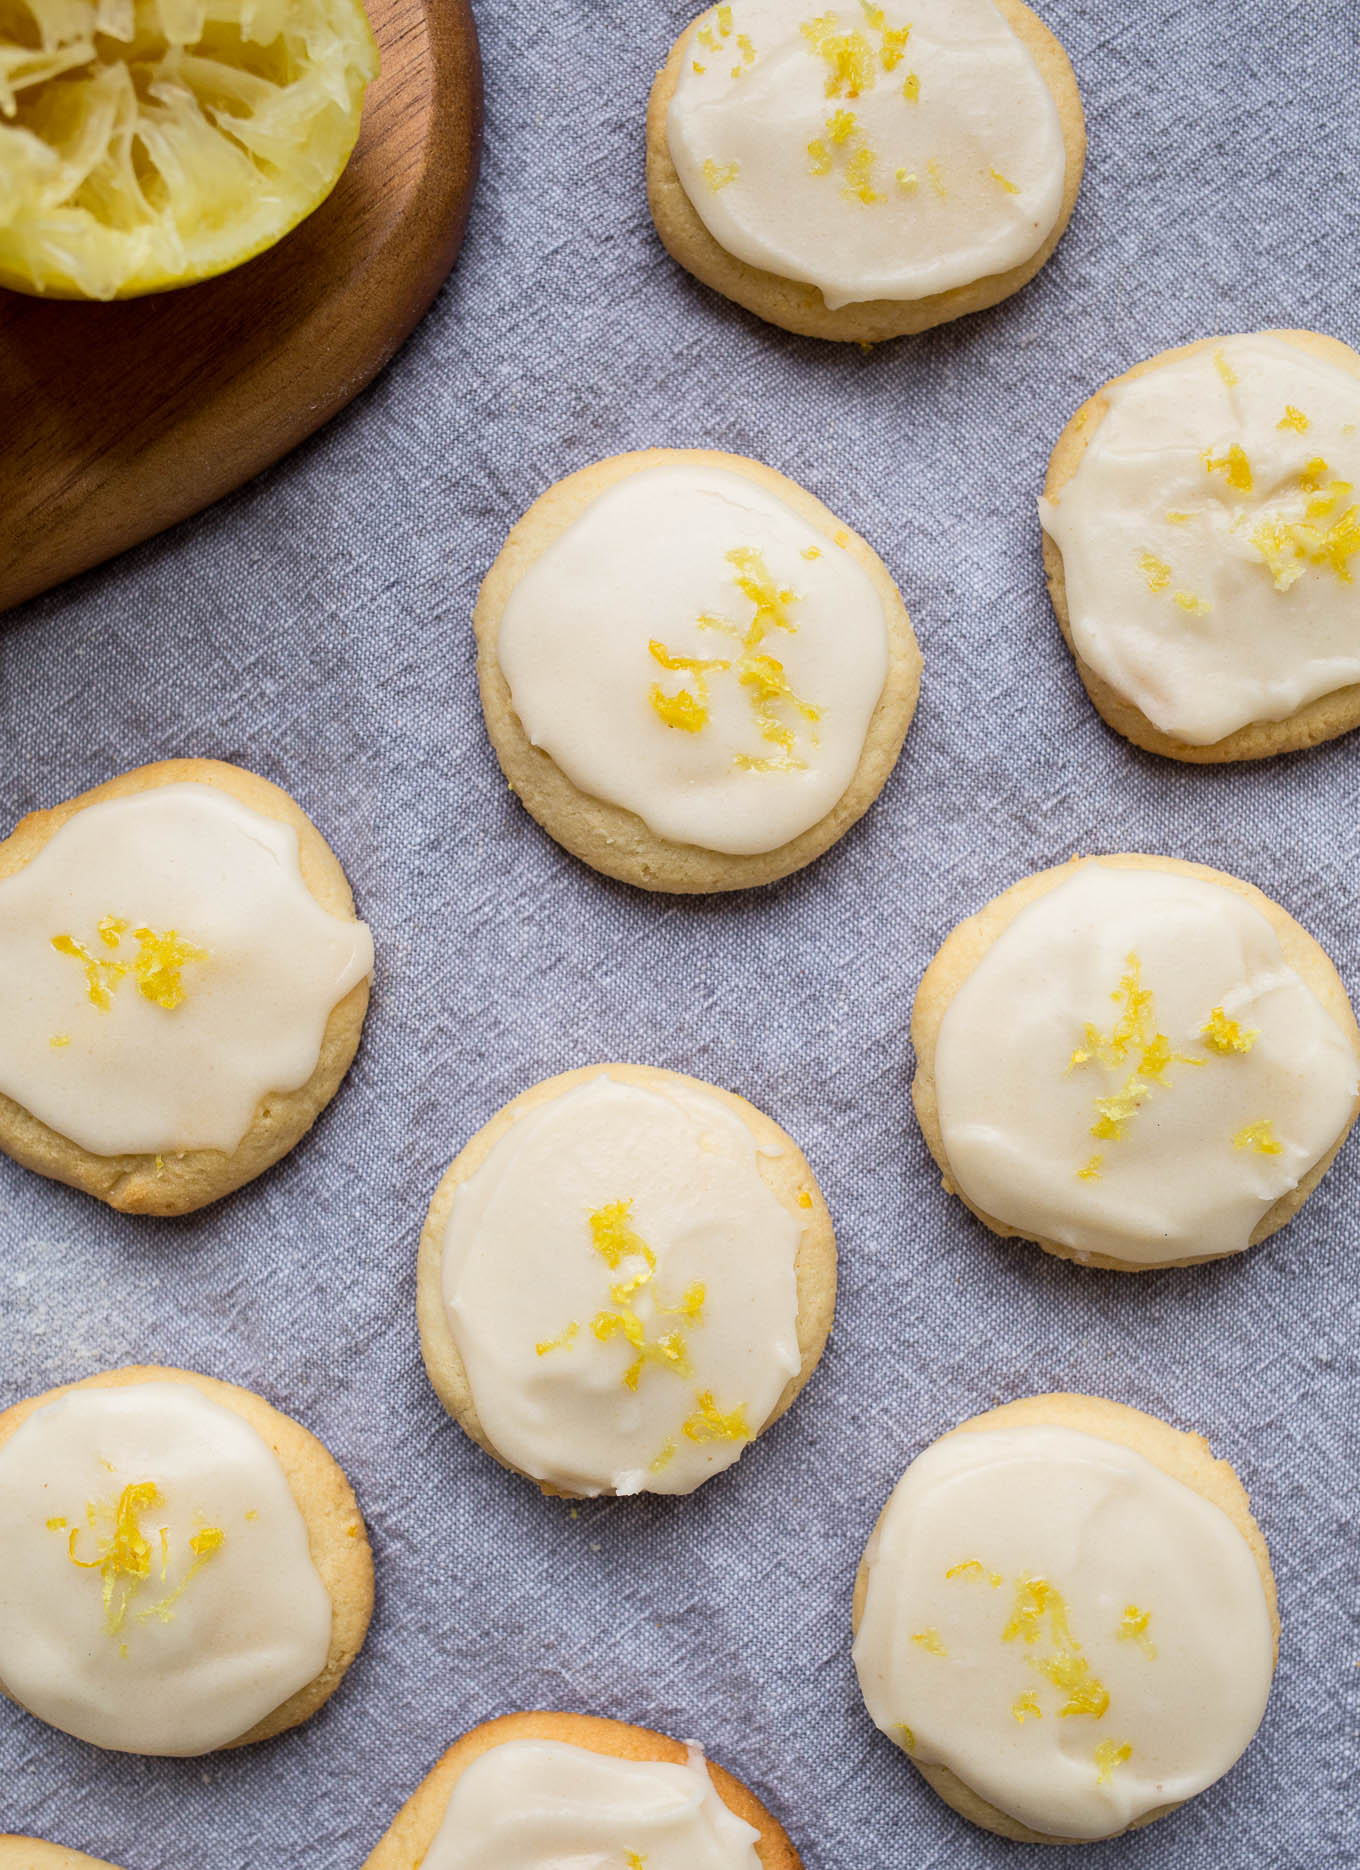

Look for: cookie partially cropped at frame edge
[911,853,1360,1270]
[851,1393,1278,1843]
[0,1845,124,1870]
[418,1063,836,1497]
[363,1710,803,1869]
[0,758,374,1214]
[1041,330,1360,760]
[475,448,920,892]
[0,1365,373,1756]
[646,0,1085,343]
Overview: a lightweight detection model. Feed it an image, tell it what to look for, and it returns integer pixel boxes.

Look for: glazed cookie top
[932,862,1358,1264]
[496,461,889,856]
[853,1423,1276,1840]
[1041,334,1360,745]
[665,0,1067,309]
[439,1072,803,1495]
[0,783,373,1157]
[421,1739,763,1868]
[0,1382,332,1754]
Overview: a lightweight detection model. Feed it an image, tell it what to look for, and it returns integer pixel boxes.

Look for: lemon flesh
[0,0,379,298]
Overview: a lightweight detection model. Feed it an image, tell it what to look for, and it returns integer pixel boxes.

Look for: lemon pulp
[0,0,378,298]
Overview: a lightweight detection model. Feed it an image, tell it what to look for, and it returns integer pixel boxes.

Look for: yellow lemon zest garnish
[897,1722,916,1753]
[647,639,730,733]
[692,59,706,72]
[1069,954,1203,1149]
[626,1854,648,1870]
[1166,511,1193,524]
[67,1481,160,1634]
[1234,1120,1283,1156]
[717,3,733,32]
[946,1559,983,1580]
[1203,443,1254,494]
[1173,592,1211,614]
[1251,472,1360,589]
[1094,1740,1133,1785]
[140,1525,225,1624]
[834,528,850,547]
[801,546,822,560]
[736,32,755,62]
[131,927,209,1010]
[1076,1154,1103,1182]
[896,168,918,192]
[703,159,739,191]
[796,1188,814,1208]
[97,914,127,948]
[1116,1604,1156,1658]
[807,137,832,175]
[1201,1006,1258,1054]
[682,1390,750,1443]
[649,1440,676,1474]
[902,70,919,100]
[697,25,717,50]
[1279,405,1310,432]
[828,107,858,143]
[49,1033,70,1048]
[1139,552,1171,592]
[842,144,883,204]
[563,1201,709,1393]
[535,1321,580,1357]
[989,167,1020,194]
[45,1516,67,1530]
[911,1627,947,1655]
[1012,1689,1042,1723]
[800,14,878,96]
[52,933,126,1010]
[1213,349,1239,387]
[1002,1576,1110,1719]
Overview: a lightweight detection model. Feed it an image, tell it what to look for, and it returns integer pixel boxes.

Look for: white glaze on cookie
[440,1072,802,1495]
[932,863,1358,1263]
[1041,335,1360,744]
[666,0,1066,309]
[422,1739,763,1868]
[853,1424,1275,1840]
[496,463,889,856]
[0,784,373,1156]
[0,1382,331,1755]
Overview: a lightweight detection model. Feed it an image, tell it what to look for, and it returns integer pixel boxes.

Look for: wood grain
[0,0,482,615]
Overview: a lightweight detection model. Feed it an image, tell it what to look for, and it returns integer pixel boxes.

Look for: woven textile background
[2,1,1358,1864]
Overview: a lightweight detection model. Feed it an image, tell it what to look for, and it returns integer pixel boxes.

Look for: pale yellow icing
[931,863,1358,1263]
[497,464,889,855]
[667,0,1066,309]
[0,784,374,1156]
[0,1382,331,1755]
[422,1739,762,1869]
[439,1072,802,1496]
[853,1424,1275,1839]
[1040,335,1360,744]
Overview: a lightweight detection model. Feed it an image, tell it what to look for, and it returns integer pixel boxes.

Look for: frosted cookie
[1041,331,1360,759]
[363,1711,802,1869]
[0,1366,373,1755]
[852,1394,1278,1843]
[912,854,1360,1270]
[647,0,1085,342]
[0,759,374,1214]
[418,1063,835,1497]
[476,449,920,892]
[0,1847,122,1870]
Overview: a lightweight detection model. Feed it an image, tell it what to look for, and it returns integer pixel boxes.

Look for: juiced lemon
[0,0,378,298]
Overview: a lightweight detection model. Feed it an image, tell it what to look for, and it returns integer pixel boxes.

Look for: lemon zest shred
[1234,1119,1283,1155]
[1095,1741,1133,1785]
[683,1390,750,1444]
[703,158,739,191]
[536,1320,580,1357]
[1012,1689,1042,1723]
[1201,1006,1258,1054]
[1213,349,1239,387]
[1203,443,1254,494]
[1279,405,1310,432]
[1116,1604,1156,1658]
[989,167,1020,194]
[911,1627,947,1655]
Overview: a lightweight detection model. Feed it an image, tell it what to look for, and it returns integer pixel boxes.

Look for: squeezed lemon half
[0,0,379,298]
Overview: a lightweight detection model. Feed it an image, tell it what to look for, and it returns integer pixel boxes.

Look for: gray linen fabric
[2,0,1359,1863]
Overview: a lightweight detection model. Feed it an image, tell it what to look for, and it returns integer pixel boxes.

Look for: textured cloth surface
[2,1,1359,1864]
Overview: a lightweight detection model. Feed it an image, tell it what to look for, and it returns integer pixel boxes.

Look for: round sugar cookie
[0,1366,373,1755]
[0,1847,123,1870]
[1041,331,1360,759]
[362,1710,803,1869]
[647,0,1085,342]
[475,449,920,892]
[911,854,1360,1270]
[851,1394,1278,1843]
[418,1063,836,1497]
[0,758,374,1215]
